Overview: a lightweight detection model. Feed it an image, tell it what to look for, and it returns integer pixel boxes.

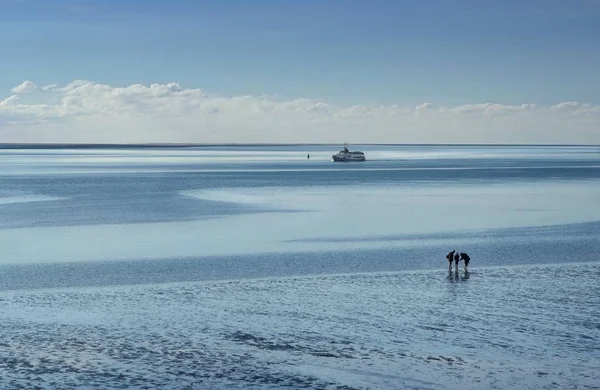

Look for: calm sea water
[1,144,599,389]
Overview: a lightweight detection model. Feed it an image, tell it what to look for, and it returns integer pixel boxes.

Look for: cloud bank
[1,80,599,144]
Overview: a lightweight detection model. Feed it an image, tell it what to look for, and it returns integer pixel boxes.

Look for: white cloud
[0,95,20,106]
[41,84,58,91]
[415,103,433,111]
[1,80,599,144]
[10,80,39,94]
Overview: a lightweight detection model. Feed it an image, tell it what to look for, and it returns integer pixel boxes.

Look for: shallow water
[1,264,599,389]
[1,144,599,389]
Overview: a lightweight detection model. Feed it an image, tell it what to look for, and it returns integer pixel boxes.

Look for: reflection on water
[446,269,470,283]
[462,269,470,281]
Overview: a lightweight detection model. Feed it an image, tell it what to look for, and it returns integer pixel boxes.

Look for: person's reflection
[447,268,460,283]
[447,268,469,283]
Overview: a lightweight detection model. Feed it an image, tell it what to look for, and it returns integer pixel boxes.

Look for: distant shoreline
[0,143,598,149]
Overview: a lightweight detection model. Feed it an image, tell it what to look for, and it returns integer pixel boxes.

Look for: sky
[1,0,599,144]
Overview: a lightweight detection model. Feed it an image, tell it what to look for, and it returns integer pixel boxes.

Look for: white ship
[332,143,366,162]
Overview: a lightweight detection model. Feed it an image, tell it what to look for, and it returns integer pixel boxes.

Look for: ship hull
[332,155,366,162]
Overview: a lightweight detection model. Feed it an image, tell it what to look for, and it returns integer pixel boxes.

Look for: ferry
[332,143,366,162]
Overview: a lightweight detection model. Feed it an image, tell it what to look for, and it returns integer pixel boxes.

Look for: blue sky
[2,0,599,106]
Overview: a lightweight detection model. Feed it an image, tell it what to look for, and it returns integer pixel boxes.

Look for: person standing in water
[446,250,456,270]
[307,153,310,159]
[460,252,471,269]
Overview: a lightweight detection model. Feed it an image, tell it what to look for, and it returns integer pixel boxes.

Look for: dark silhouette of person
[446,250,456,270]
[454,252,460,268]
[460,252,471,269]
[307,153,310,159]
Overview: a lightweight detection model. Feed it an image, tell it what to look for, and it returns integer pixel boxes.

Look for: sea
[0,144,599,389]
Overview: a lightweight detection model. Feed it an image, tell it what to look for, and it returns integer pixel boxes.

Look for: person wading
[460,252,471,270]
[446,250,456,270]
